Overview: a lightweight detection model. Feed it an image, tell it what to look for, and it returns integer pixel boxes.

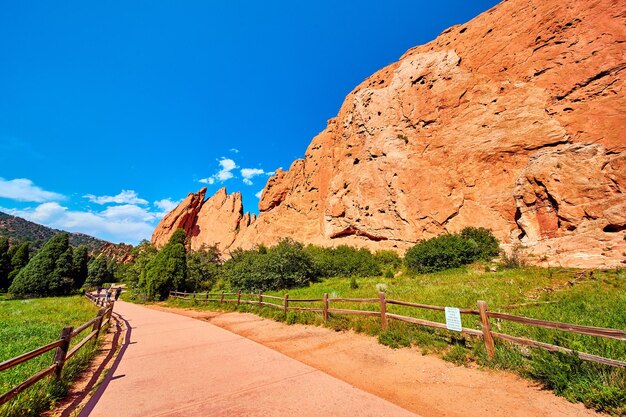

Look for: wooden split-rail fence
[170,290,626,368]
[0,294,114,406]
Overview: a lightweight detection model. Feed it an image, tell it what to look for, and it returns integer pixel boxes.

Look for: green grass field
[0,296,100,417]
[163,266,626,415]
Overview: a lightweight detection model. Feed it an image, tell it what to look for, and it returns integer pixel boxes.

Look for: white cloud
[199,158,238,184]
[0,178,65,202]
[2,202,157,244]
[84,189,148,205]
[230,148,239,153]
[154,198,180,213]
[255,190,263,199]
[240,168,265,185]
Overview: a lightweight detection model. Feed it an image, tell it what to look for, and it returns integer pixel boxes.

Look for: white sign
[444,307,462,332]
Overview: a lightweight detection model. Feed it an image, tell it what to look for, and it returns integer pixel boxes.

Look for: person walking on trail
[97,285,103,298]
[105,286,112,302]
[114,287,122,301]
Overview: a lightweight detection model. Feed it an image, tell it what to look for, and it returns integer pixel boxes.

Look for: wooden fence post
[379,292,388,330]
[237,290,241,305]
[220,291,225,303]
[258,290,263,308]
[284,294,289,315]
[323,293,329,321]
[93,308,106,338]
[53,326,73,378]
[478,300,495,359]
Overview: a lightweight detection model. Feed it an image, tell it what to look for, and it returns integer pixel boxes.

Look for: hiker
[114,287,122,301]
[105,286,112,302]
[97,285,103,298]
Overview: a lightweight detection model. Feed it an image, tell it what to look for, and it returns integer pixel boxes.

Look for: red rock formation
[153,0,626,267]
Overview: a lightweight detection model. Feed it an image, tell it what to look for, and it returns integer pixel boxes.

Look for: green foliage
[5,242,30,289]
[123,240,157,288]
[85,256,113,287]
[305,245,382,278]
[349,276,358,289]
[9,234,77,297]
[145,229,187,300]
[0,237,11,291]
[187,244,221,292]
[459,227,500,260]
[72,245,89,288]
[223,239,314,291]
[374,250,402,270]
[405,227,500,273]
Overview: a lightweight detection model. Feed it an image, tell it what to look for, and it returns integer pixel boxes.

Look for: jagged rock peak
[154,0,626,267]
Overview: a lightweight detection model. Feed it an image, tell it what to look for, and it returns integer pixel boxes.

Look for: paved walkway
[81,301,419,417]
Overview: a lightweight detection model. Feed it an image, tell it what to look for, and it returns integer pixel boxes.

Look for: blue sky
[0,0,499,244]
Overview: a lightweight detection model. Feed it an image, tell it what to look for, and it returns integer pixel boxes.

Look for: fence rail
[169,290,626,369]
[0,294,114,407]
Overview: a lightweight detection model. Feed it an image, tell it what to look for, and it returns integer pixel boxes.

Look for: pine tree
[9,233,70,297]
[86,256,112,287]
[6,242,29,289]
[49,246,75,295]
[0,237,11,291]
[145,229,187,300]
[72,245,89,288]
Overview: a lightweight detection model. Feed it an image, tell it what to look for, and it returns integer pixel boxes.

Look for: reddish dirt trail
[81,301,418,417]
[150,305,600,417]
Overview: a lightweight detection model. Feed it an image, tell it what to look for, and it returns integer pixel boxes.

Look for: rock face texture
[153,0,626,267]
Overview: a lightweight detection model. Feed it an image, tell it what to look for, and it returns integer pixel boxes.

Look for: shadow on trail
[75,311,133,417]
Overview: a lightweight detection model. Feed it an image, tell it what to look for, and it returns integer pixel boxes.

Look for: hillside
[0,211,117,253]
[153,0,626,268]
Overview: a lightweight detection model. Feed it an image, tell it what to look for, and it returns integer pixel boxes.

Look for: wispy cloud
[229,148,239,153]
[240,168,265,185]
[199,158,238,184]
[255,189,263,199]
[84,189,148,205]
[153,198,180,213]
[0,177,65,202]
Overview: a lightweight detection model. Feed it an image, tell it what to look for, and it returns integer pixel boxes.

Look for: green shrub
[305,245,382,278]
[187,244,221,291]
[459,227,500,260]
[222,239,315,291]
[405,234,478,273]
[405,228,501,273]
[349,276,358,289]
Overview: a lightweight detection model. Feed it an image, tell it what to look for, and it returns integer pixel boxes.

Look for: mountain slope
[0,211,108,251]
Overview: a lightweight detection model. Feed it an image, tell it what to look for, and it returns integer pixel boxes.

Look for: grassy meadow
[0,296,100,417]
[164,266,626,415]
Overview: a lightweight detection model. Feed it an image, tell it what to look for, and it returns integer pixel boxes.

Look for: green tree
[49,246,75,294]
[459,227,500,260]
[145,229,187,300]
[72,245,89,288]
[124,240,157,288]
[86,256,113,287]
[187,244,221,292]
[7,241,30,287]
[0,237,12,290]
[9,233,72,297]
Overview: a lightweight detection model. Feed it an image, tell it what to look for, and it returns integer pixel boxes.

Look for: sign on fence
[444,307,462,332]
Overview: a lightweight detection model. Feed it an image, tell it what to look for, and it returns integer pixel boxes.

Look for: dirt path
[149,304,600,417]
[80,301,419,417]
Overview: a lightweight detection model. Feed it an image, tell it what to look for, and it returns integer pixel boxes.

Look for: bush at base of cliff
[404,227,500,273]
[222,239,314,291]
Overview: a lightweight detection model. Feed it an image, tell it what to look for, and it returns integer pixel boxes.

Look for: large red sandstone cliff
[153,0,626,267]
